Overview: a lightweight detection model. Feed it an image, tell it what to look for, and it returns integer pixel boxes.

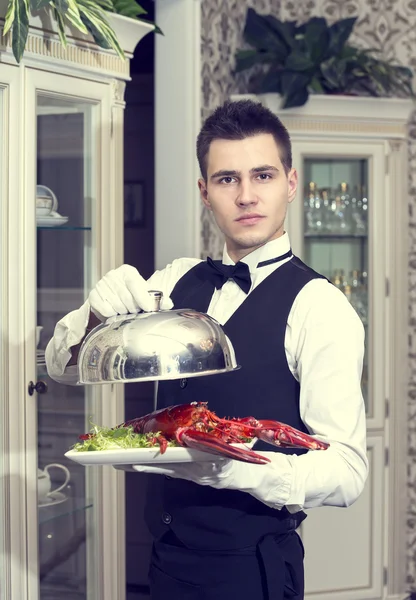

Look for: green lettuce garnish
[72,424,178,452]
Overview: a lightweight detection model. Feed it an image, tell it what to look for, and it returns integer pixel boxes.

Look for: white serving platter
[65,442,256,467]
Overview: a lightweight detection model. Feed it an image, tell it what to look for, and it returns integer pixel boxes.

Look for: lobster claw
[176,428,270,464]
[255,421,329,451]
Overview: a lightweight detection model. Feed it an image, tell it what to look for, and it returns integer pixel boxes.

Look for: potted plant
[235,8,414,109]
[1,0,158,63]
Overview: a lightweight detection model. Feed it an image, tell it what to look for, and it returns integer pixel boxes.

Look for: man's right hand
[88,264,173,320]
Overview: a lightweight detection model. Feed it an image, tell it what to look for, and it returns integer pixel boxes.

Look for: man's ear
[198,178,211,209]
[287,168,298,204]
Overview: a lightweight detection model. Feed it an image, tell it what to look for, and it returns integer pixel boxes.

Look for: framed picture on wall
[124,180,145,227]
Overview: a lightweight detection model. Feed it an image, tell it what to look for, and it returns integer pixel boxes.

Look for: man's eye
[257,173,271,180]
[220,177,236,184]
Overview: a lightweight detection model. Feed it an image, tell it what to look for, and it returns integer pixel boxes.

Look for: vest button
[161,512,172,525]
[180,378,187,389]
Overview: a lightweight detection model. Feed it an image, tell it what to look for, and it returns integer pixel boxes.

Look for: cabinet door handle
[28,381,48,396]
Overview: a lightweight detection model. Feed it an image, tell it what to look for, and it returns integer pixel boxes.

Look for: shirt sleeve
[45,258,202,385]
[265,278,368,512]
[146,257,202,297]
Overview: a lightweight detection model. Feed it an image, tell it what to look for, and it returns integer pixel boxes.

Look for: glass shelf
[37,226,92,231]
[39,497,93,525]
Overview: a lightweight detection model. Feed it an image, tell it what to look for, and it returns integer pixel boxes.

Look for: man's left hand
[123,458,235,489]
[115,454,300,512]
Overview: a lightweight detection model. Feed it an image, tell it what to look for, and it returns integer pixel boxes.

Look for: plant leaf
[235,13,414,103]
[112,0,147,16]
[52,4,67,46]
[65,0,89,34]
[280,70,311,108]
[138,18,161,34]
[11,0,29,63]
[262,15,297,49]
[327,17,357,56]
[78,0,124,59]
[309,76,325,94]
[30,0,52,9]
[109,0,160,32]
[338,44,360,60]
[285,50,314,72]
[53,0,68,13]
[320,58,344,89]
[235,48,275,72]
[94,0,114,10]
[258,67,283,94]
[303,17,329,63]
[243,7,289,59]
[283,86,309,108]
[3,0,16,36]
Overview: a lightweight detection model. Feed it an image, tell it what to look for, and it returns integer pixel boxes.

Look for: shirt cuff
[45,300,91,380]
[286,503,304,514]
[246,452,298,511]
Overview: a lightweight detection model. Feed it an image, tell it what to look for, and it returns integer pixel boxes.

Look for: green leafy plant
[235,8,414,109]
[2,0,157,64]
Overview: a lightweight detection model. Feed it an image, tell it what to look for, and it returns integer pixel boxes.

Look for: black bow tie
[206,249,293,294]
[206,257,252,294]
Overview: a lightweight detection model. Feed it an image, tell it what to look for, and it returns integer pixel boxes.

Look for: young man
[46,100,368,600]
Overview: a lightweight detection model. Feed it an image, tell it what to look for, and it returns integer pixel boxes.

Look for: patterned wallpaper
[200,0,416,589]
[200,0,281,258]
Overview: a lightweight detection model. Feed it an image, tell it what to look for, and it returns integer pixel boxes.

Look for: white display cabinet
[0,6,153,599]
[235,93,413,600]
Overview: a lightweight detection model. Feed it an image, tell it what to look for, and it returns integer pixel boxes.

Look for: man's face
[198,134,298,261]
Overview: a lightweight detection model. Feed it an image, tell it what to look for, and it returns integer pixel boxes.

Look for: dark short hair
[196,99,292,180]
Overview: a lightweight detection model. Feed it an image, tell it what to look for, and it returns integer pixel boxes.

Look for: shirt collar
[222,232,291,272]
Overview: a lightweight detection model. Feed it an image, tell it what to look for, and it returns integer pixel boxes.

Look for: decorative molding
[271,118,407,137]
[255,93,414,124]
[111,79,127,107]
[233,93,413,139]
[389,139,405,152]
[0,31,130,77]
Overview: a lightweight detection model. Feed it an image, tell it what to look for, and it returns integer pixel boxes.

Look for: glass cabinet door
[35,92,98,600]
[301,158,369,410]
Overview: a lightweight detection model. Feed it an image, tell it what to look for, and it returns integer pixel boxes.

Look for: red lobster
[113,402,329,465]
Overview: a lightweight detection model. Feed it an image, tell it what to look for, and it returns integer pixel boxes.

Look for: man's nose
[236,179,257,206]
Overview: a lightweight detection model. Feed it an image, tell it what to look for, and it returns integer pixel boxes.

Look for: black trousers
[148,528,305,600]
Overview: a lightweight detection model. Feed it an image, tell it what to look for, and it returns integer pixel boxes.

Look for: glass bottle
[334,194,348,234]
[353,185,366,235]
[340,182,352,234]
[305,182,318,233]
[321,188,330,233]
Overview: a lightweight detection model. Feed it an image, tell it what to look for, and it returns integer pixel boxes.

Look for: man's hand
[121,459,234,487]
[115,453,299,512]
[89,264,173,320]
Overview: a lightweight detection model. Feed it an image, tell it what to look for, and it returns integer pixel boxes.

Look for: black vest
[144,256,325,551]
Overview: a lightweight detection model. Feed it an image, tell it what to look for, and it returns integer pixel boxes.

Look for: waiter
[46,99,368,599]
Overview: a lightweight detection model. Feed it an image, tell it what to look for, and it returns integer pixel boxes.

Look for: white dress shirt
[45,232,368,512]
